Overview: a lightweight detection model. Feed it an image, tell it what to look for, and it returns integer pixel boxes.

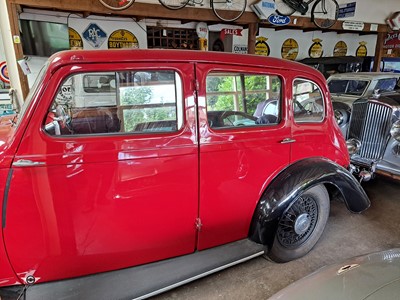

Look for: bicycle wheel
[311,0,339,29]
[159,0,190,10]
[99,0,135,10]
[211,0,247,22]
[274,0,296,16]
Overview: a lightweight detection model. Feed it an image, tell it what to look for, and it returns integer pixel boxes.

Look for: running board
[26,239,266,300]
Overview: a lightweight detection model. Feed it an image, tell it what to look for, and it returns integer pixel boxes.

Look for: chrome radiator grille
[348,101,392,160]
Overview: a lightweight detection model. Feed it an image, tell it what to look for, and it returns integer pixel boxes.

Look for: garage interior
[1,0,400,299]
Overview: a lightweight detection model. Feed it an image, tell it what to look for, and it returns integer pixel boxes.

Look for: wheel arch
[248,157,370,248]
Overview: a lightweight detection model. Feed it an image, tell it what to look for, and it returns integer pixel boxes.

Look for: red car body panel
[0,50,350,287]
[4,61,199,282]
[195,63,292,249]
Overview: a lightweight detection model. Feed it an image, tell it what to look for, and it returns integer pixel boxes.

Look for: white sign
[342,21,364,31]
[233,44,248,54]
[196,22,208,38]
[250,0,275,20]
[17,59,32,75]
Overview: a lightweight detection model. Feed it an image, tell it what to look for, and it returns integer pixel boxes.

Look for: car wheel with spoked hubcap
[267,184,330,263]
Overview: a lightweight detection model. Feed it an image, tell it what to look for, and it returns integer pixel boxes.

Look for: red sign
[0,61,10,84]
[384,32,400,49]
[220,28,243,40]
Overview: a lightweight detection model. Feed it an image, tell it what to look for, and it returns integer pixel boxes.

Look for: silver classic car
[268,248,400,300]
[346,91,400,181]
[327,72,400,137]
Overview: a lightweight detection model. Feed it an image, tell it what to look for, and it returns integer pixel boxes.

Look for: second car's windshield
[328,79,369,96]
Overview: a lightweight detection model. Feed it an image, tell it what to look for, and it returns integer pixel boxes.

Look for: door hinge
[195,218,203,231]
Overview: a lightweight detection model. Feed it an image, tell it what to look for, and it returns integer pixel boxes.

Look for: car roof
[327,72,400,81]
[46,49,320,77]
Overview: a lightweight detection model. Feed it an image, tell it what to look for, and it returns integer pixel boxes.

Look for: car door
[290,77,333,162]
[195,63,292,250]
[3,62,199,282]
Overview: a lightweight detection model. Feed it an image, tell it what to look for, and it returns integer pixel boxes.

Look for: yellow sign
[333,41,347,56]
[309,38,323,58]
[255,37,270,56]
[356,41,367,57]
[108,30,139,49]
[281,38,299,60]
[69,27,83,50]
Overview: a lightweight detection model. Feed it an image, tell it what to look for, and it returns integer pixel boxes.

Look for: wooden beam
[372,31,385,72]
[247,23,257,54]
[260,16,389,34]
[11,0,390,35]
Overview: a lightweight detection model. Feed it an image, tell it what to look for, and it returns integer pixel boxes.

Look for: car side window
[375,78,397,92]
[44,70,183,136]
[206,72,281,129]
[293,79,324,123]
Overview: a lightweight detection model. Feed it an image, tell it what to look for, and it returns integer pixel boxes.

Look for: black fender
[249,157,370,247]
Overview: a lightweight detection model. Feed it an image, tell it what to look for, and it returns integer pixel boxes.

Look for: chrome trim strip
[133,251,265,300]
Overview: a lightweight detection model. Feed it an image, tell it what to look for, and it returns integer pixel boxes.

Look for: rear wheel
[159,0,190,10]
[211,0,247,22]
[311,0,339,29]
[267,184,330,262]
[98,0,135,10]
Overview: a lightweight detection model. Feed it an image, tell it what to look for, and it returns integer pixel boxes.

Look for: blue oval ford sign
[268,14,291,26]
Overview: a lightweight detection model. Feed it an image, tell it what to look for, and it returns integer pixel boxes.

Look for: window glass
[375,78,398,92]
[293,79,324,123]
[328,79,369,96]
[206,72,281,129]
[45,70,182,136]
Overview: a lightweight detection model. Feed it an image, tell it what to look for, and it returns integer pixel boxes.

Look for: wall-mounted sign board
[338,2,356,18]
[342,21,364,31]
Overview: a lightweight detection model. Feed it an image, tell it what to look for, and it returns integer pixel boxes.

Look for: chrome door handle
[12,159,46,167]
[280,138,296,144]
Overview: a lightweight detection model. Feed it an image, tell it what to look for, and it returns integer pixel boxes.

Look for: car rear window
[206,72,281,129]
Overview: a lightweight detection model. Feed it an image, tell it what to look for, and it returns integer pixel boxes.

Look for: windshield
[328,79,369,96]
[16,61,49,126]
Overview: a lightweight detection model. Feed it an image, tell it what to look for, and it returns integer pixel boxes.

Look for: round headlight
[390,120,400,142]
[334,108,349,126]
[346,138,361,155]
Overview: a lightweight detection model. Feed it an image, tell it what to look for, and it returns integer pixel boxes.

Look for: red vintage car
[0,50,369,299]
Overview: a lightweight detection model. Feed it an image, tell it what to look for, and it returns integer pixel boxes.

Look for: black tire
[274,0,296,16]
[267,184,330,263]
[211,0,247,22]
[311,0,339,29]
[159,0,190,10]
[98,0,135,10]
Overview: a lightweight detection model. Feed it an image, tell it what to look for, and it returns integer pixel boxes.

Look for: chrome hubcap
[294,213,311,235]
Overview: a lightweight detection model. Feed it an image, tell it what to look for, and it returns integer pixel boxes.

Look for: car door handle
[12,159,46,167]
[280,138,296,144]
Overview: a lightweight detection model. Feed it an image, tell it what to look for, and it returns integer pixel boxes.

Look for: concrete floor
[152,177,400,300]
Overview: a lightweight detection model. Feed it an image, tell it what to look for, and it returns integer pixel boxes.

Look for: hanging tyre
[267,184,330,263]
